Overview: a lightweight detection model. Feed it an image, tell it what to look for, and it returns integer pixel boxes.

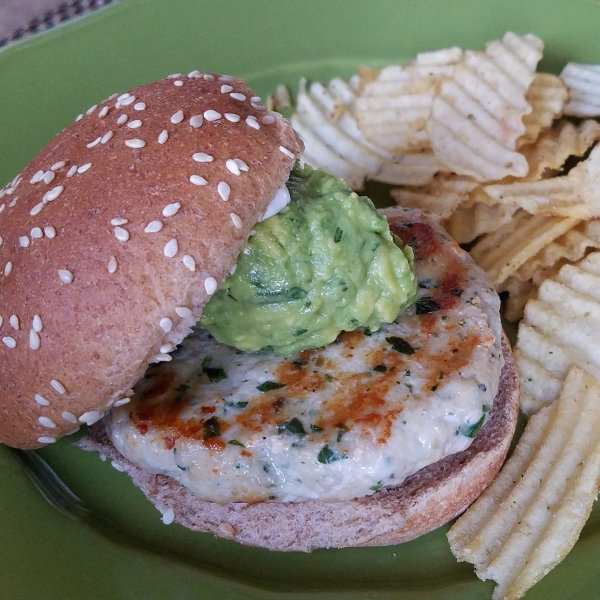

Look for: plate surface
[2,1,600,598]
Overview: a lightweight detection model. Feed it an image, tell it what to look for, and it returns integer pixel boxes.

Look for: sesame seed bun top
[0,72,302,449]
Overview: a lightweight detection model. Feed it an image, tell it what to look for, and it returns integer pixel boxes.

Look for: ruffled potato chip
[561,62,600,117]
[427,32,543,182]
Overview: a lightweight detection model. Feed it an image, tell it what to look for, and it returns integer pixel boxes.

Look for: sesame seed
[42,171,55,184]
[161,507,175,525]
[220,84,233,93]
[121,95,136,106]
[159,317,173,332]
[127,120,142,129]
[9,315,19,330]
[30,203,43,216]
[205,277,217,295]
[230,213,242,229]
[164,239,178,258]
[151,353,173,363]
[279,146,295,159]
[189,115,203,128]
[29,330,40,350]
[31,227,43,238]
[39,416,57,429]
[114,227,130,242]
[2,337,16,348]
[188,70,200,78]
[62,411,78,424]
[75,114,83,122]
[111,461,126,472]
[38,436,56,444]
[158,130,169,144]
[251,96,261,103]
[162,202,181,217]
[234,158,249,171]
[107,256,118,274]
[217,181,231,201]
[219,75,234,82]
[44,185,64,203]
[66,165,78,177]
[86,104,98,115]
[32,315,43,332]
[4,262,13,276]
[224,113,240,123]
[58,269,74,283]
[117,114,128,126]
[79,410,103,424]
[98,105,109,118]
[35,394,50,406]
[44,226,56,238]
[160,343,175,354]
[219,522,236,536]
[30,170,45,184]
[192,152,213,163]
[51,161,66,171]
[19,236,30,248]
[174,80,184,87]
[204,110,221,122]
[167,73,182,79]
[108,93,118,100]
[229,263,237,275]
[144,220,163,233]
[171,110,184,124]
[0,204,4,213]
[51,379,66,394]
[262,114,276,125]
[0,236,3,247]
[87,137,102,148]
[117,92,131,102]
[113,398,131,407]
[203,74,215,81]
[182,254,196,271]
[133,102,146,111]
[230,92,246,101]
[125,139,146,149]
[226,159,241,175]
[77,163,92,174]
[8,197,18,208]
[110,217,128,226]
[175,307,192,318]
[101,130,114,144]
[190,175,208,186]
[245,116,260,130]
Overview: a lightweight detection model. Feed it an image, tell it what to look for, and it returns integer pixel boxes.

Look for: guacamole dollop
[200,164,417,355]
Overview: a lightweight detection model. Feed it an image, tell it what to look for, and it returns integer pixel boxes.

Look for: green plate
[2,1,600,598]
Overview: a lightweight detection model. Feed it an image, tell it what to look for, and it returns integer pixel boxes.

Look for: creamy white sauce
[260,185,290,221]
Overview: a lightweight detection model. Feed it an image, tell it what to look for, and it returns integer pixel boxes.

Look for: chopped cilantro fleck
[373,364,387,373]
[482,404,490,413]
[257,381,286,392]
[405,383,413,392]
[334,227,343,243]
[228,439,245,447]
[310,424,323,433]
[336,423,349,442]
[458,414,486,438]
[201,356,212,367]
[416,297,441,314]
[317,444,346,464]
[386,336,416,355]
[203,416,221,440]
[278,417,307,435]
[202,366,227,382]
[370,481,383,492]
[324,373,334,382]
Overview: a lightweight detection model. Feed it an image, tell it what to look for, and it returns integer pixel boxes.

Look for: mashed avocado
[201,164,417,355]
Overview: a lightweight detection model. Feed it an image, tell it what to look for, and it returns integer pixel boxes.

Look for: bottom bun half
[78,333,519,553]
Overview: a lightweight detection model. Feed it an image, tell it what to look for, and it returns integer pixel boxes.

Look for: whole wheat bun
[79,334,518,552]
[0,73,302,449]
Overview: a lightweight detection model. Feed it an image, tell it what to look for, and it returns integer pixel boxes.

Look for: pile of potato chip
[272,31,600,599]
[277,32,600,323]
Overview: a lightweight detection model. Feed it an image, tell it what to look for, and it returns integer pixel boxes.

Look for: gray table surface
[0,0,120,46]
